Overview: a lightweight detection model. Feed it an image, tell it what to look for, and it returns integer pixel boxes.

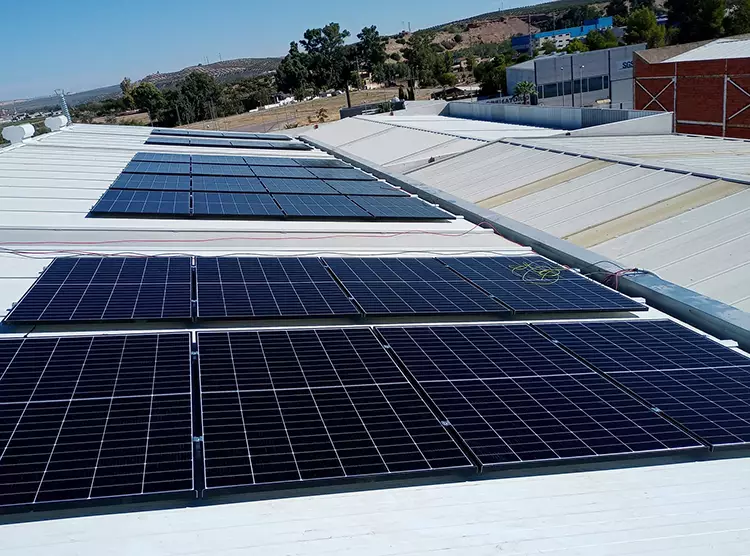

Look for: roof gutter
[301,134,750,351]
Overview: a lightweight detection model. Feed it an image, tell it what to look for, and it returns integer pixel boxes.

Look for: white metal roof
[666,38,750,62]
[2,457,749,555]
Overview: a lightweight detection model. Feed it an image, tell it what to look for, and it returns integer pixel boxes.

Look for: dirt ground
[93,112,151,125]
[179,87,439,132]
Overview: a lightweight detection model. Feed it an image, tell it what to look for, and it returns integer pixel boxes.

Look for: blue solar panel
[252,132,292,141]
[259,178,338,194]
[110,173,190,191]
[324,258,508,316]
[133,152,191,163]
[296,158,351,168]
[274,194,370,218]
[191,176,265,193]
[91,189,191,216]
[243,156,299,166]
[197,329,471,488]
[123,161,191,175]
[351,196,454,220]
[230,140,274,148]
[195,257,358,319]
[190,154,248,165]
[537,320,750,447]
[4,257,192,322]
[249,165,315,178]
[308,167,376,181]
[324,179,408,196]
[440,256,646,313]
[0,333,193,508]
[192,192,283,217]
[191,163,256,177]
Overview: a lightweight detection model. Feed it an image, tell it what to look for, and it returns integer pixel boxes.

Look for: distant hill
[141,57,281,88]
[3,85,122,113]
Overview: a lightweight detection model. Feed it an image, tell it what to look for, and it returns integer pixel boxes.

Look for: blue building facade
[511,17,614,53]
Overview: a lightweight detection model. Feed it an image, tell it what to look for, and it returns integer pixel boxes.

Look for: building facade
[511,17,614,54]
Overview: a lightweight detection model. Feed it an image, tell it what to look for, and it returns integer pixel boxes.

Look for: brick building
[634,36,750,138]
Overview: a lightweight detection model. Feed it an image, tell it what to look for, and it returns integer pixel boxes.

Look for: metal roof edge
[300,134,750,351]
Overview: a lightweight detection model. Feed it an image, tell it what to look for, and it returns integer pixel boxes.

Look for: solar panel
[90,189,191,216]
[110,173,190,191]
[274,194,371,218]
[195,257,358,319]
[248,165,315,179]
[325,258,508,316]
[537,320,750,447]
[192,192,283,217]
[308,167,376,181]
[197,329,472,488]
[271,141,312,151]
[132,152,191,163]
[190,154,249,165]
[380,323,701,467]
[189,138,234,148]
[191,176,266,193]
[151,128,190,136]
[4,257,192,322]
[295,158,351,168]
[324,179,408,196]
[230,140,274,149]
[0,333,193,508]
[123,161,191,175]
[191,163,256,177]
[145,137,190,146]
[351,196,455,220]
[259,178,338,194]
[243,156,299,166]
[252,132,292,141]
[440,256,647,313]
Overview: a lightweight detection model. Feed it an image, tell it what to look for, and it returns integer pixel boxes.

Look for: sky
[1,0,537,100]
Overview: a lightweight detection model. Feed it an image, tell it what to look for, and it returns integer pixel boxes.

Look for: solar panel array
[151,128,292,141]
[89,153,444,220]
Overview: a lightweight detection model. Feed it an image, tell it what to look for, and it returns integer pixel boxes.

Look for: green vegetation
[725,0,750,34]
[585,28,619,50]
[625,7,666,47]
[667,0,726,41]
[473,57,508,95]
[514,81,537,104]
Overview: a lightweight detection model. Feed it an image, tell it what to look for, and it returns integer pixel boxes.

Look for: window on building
[588,76,604,92]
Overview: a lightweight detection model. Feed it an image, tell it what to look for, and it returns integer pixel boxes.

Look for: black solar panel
[191,163,256,177]
[5,257,192,323]
[324,179,408,196]
[195,257,358,319]
[253,132,292,141]
[133,152,191,163]
[296,158,351,168]
[193,192,283,217]
[191,176,266,193]
[308,167,376,181]
[123,161,191,175]
[151,128,190,136]
[189,138,234,148]
[0,333,193,508]
[190,154,249,165]
[259,178,338,194]
[249,165,315,179]
[197,329,472,488]
[440,256,646,313]
[537,320,750,447]
[110,173,190,191]
[325,257,507,316]
[243,156,299,166]
[274,194,370,218]
[146,137,191,146]
[90,189,191,216]
[351,196,455,220]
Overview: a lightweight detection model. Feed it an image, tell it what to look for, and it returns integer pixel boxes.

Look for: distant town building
[511,17,614,54]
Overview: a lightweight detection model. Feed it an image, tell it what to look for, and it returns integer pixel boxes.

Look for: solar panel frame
[191,176,266,193]
[151,129,190,136]
[132,152,191,163]
[122,161,191,175]
[248,165,316,179]
[295,158,351,168]
[192,192,283,217]
[308,167,377,181]
[109,173,191,191]
[190,154,249,165]
[274,194,371,219]
[90,189,191,216]
[324,179,408,196]
[190,163,256,177]
[350,196,456,220]
[145,137,191,146]
[259,178,338,195]
[0,333,194,509]
[243,156,300,167]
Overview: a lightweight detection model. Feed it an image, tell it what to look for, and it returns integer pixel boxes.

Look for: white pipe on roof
[1,123,35,144]
[44,115,68,131]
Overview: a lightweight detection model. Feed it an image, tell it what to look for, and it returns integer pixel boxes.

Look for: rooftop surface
[665,37,750,62]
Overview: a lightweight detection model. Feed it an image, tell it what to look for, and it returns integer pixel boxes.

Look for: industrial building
[634,35,750,138]
[505,44,645,108]
[511,16,614,53]
[1,106,750,556]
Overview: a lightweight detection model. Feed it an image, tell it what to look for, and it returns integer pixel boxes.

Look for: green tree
[179,72,221,122]
[465,53,476,72]
[403,32,438,85]
[473,58,507,95]
[566,38,589,53]
[725,0,750,34]
[625,8,667,47]
[666,0,725,41]
[541,40,557,54]
[276,42,310,96]
[120,77,134,109]
[438,72,458,89]
[585,29,619,50]
[300,22,352,90]
[131,82,165,122]
[390,52,402,62]
[607,0,630,18]
[514,81,537,104]
[357,25,387,72]
[632,0,656,9]
[454,33,464,43]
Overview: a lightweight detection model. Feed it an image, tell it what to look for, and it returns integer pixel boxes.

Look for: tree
[585,29,619,50]
[357,25,387,72]
[473,58,507,95]
[454,33,464,43]
[607,0,630,18]
[300,22,352,90]
[565,38,589,53]
[666,0,725,42]
[541,40,557,55]
[725,0,750,34]
[465,53,477,71]
[632,0,656,9]
[390,52,402,62]
[438,72,458,89]
[120,77,134,109]
[131,82,164,122]
[402,32,438,85]
[625,8,667,47]
[276,42,310,96]
[179,72,221,122]
[514,81,537,104]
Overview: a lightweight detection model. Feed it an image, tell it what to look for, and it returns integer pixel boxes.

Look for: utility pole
[560,66,565,106]
[579,64,585,108]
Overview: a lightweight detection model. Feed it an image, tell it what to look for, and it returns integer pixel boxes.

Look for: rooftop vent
[1,123,35,144]
[45,115,68,131]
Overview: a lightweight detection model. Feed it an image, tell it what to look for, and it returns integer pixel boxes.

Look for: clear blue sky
[2,0,537,100]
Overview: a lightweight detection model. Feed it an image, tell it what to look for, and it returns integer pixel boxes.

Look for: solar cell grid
[274,194,370,218]
[191,176,266,193]
[249,165,315,179]
[296,158,351,168]
[4,257,192,323]
[132,152,191,163]
[307,167,376,181]
[193,192,283,217]
[351,196,455,220]
[109,173,190,191]
[0,333,193,508]
[91,189,191,216]
[123,161,191,175]
[189,138,234,148]
[190,163,256,177]
[190,154,250,165]
[324,179,408,196]
[195,257,358,319]
[243,156,299,166]
[145,137,190,146]
[259,177,338,194]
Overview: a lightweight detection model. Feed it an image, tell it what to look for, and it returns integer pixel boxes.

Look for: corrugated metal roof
[666,38,750,62]
[2,457,748,555]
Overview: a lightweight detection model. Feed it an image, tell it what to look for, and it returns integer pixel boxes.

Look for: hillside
[141,57,281,89]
